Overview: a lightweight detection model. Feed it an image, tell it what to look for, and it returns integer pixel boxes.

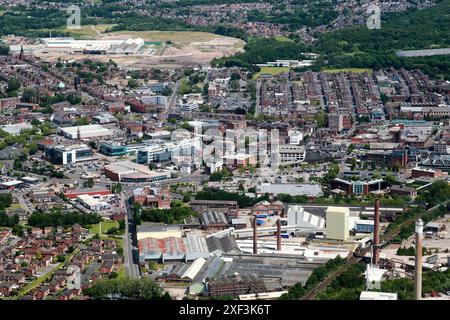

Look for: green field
[88,221,119,235]
[254,66,290,79]
[322,68,373,74]
[39,24,115,39]
[275,36,295,43]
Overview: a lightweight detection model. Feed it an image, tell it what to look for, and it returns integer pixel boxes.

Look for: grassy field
[113,30,241,46]
[39,24,115,39]
[253,66,290,79]
[322,68,373,74]
[275,36,295,43]
[88,221,119,235]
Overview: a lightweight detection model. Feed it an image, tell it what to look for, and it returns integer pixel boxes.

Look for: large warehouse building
[104,161,170,183]
[41,37,145,55]
[57,124,113,140]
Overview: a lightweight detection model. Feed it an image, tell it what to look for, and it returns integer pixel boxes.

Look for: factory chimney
[77,126,81,142]
[252,217,258,255]
[373,198,381,266]
[415,219,423,300]
[276,218,282,251]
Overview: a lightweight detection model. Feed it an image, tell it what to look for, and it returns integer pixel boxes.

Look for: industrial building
[286,206,326,231]
[354,219,375,233]
[326,206,350,241]
[76,194,110,211]
[44,144,94,165]
[208,274,266,298]
[360,291,398,300]
[330,178,388,195]
[41,37,145,55]
[0,123,33,136]
[93,113,117,124]
[104,161,170,183]
[138,234,239,263]
[57,124,113,140]
[190,200,239,210]
[200,211,229,230]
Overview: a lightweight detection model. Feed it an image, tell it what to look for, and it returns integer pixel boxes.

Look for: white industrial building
[57,124,113,140]
[360,291,398,300]
[41,37,145,55]
[76,194,110,211]
[0,123,33,136]
[286,206,325,230]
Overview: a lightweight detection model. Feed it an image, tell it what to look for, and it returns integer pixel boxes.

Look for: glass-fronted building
[99,143,128,156]
[45,144,93,165]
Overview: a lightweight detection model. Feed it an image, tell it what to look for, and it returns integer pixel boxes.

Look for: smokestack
[252,217,258,255]
[276,218,282,251]
[373,198,381,265]
[415,219,423,300]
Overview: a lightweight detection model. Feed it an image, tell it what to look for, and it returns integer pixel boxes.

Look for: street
[122,191,140,279]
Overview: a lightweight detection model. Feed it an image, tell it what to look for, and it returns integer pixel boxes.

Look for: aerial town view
[0,0,449,307]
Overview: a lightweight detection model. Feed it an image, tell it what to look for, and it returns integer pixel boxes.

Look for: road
[166,80,180,116]
[302,199,450,300]
[13,191,34,213]
[122,191,140,279]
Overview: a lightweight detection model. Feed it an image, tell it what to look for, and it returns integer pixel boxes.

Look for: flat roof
[257,183,323,197]
[360,291,398,300]
[58,124,113,138]
[326,206,350,214]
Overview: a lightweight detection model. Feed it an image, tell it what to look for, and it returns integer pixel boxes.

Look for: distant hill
[313,0,450,80]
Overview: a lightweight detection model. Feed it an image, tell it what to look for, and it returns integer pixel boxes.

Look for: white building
[360,291,398,300]
[278,144,306,164]
[45,144,94,165]
[0,123,33,136]
[57,124,113,140]
[42,37,145,55]
[286,206,325,230]
[77,194,110,211]
[93,113,117,124]
[288,130,304,145]
[136,138,201,164]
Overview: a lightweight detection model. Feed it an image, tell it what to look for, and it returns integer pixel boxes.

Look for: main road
[122,190,140,279]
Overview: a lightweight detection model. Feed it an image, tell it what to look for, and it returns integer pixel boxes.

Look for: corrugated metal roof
[182,257,207,280]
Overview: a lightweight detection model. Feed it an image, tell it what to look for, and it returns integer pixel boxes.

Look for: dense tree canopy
[28,209,101,227]
[83,277,171,300]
